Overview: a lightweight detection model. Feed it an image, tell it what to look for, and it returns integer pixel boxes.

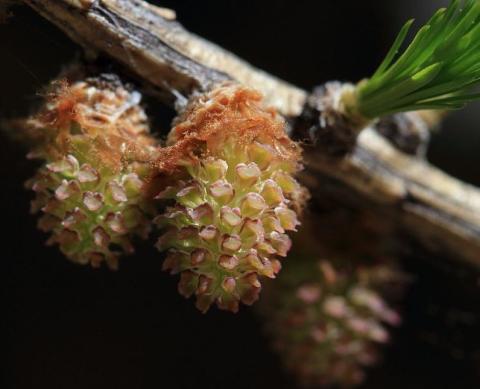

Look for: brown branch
[20,0,480,268]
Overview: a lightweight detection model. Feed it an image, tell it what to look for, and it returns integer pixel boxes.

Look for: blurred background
[1,1,479,388]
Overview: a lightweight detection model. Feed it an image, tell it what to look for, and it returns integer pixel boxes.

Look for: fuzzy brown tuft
[156,83,301,173]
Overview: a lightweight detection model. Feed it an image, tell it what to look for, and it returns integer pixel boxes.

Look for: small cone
[24,77,158,269]
[258,257,402,388]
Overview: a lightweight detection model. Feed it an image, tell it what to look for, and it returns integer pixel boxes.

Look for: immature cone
[24,77,158,269]
[156,83,306,313]
[259,258,402,388]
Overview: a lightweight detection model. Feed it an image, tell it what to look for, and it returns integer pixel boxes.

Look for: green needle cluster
[347,0,480,120]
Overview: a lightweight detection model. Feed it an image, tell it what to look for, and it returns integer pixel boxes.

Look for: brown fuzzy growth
[156,82,301,174]
[27,78,157,171]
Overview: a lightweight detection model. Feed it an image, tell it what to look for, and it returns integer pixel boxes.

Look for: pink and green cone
[24,78,158,269]
[259,257,402,388]
[156,83,307,312]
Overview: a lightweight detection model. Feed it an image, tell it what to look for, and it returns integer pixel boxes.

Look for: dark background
[1,1,479,388]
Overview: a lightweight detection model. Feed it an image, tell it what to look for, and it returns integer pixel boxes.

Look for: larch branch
[21,0,480,268]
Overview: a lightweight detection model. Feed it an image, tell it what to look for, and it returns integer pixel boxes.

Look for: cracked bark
[20,0,480,269]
